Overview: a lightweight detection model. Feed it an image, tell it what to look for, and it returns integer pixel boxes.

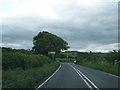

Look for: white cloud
[77,43,118,52]
[0,0,59,22]
[2,43,22,48]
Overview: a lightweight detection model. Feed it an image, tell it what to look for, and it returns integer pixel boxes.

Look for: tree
[32,31,69,55]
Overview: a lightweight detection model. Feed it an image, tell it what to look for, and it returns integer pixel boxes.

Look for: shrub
[2,53,51,70]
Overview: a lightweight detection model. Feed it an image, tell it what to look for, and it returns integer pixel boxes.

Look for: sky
[0,0,119,52]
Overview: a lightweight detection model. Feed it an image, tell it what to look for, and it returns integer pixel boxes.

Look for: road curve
[37,63,119,89]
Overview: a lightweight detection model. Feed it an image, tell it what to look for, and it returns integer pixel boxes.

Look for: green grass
[2,62,60,88]
[78,61,119,76]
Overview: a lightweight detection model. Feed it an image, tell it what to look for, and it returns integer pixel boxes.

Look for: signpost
[48,51,56,60]
[48,51,56,55]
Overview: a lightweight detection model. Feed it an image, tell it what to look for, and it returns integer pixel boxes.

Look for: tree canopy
[32,31,69,55]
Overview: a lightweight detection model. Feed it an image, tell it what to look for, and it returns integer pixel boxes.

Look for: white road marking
[70,65,100,90]
[35,65,61,90]
[107,73,120,78]
[71,65,93,90]
[77,69,99,89]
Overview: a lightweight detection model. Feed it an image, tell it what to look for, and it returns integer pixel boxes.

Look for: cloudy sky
[0,0,119,52]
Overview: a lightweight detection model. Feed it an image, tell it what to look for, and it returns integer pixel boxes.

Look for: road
[36,63,119,89]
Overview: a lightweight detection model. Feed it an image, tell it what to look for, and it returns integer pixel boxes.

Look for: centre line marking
[70,65,100,90]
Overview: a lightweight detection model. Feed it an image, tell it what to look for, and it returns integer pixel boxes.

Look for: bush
[2,48,60,88]
[2,53,51,70]
[105,50,118,64]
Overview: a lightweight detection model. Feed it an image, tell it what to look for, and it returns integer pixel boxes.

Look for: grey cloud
[2,1,118,52]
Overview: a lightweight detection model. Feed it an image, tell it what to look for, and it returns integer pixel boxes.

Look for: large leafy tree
[32,31,69,55]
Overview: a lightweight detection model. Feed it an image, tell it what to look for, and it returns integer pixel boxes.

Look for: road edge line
[98,70,120,78]
[35,65,61,90]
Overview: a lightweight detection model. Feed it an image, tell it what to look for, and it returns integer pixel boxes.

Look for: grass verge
[77,62,119,76]
[2,62,60,88]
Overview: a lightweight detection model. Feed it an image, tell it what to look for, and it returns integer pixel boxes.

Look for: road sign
[48,51,56,55]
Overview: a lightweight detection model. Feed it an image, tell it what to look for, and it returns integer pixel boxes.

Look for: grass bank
[3,62,60,88]
[77,61,119,76]
[2,52,60,88]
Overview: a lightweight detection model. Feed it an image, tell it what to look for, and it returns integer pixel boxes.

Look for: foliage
[55,53,67,58]
[3,62,60,88]
[2,47,32,54]
[76,51,112,63]
[2,47,60,88]
[105,50,119,64]
[62,51,77,58]
[32,31,69,55]
[2,52,51,70]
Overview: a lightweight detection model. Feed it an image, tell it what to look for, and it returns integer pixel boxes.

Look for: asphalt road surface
[36,63,120,89]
